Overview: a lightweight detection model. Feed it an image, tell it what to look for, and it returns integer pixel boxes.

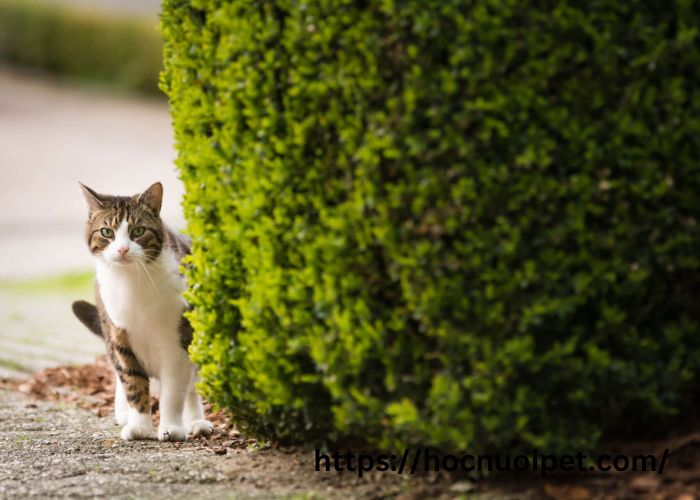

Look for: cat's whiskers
[132,257,144,291]
[137,259,165,300]
[134,258,155,291]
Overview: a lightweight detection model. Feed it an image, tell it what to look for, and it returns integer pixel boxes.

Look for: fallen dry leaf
[630,475,660,492]
[544,483,591,500]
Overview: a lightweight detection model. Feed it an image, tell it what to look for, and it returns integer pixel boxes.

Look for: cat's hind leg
[184,374,213,438]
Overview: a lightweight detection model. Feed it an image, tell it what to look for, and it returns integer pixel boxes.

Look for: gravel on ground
[0,388,461,499]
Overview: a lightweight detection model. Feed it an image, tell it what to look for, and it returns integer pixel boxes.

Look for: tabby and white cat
[72,182,212,442]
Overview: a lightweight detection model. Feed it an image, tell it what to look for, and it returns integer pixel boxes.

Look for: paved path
[0,390,427,499]
[0,285,104,378]
[39,0,161,15]
[0,391,274,499]
[0,391,239,499]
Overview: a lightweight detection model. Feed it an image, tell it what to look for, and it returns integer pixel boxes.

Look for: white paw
[120,423,153,441]
[187,419,214,438]
[158,424,187,442]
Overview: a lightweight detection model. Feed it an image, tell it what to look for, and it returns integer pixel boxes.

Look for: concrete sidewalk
[0,391,240,499]
[39,0,161,15]
[0,390,273,498]
[0,390,425,499]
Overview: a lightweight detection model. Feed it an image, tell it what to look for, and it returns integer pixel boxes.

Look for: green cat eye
[100,228,114,238]
[130,226,145,238]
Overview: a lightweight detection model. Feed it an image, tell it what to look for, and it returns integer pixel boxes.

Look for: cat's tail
[71,300,103,338]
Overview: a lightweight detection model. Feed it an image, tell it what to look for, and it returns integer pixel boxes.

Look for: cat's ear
[136,182,163,213]
[79,182,106,211]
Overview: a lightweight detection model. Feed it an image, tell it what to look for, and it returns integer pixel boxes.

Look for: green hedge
[162,0,700,453]
[0,0,162,94]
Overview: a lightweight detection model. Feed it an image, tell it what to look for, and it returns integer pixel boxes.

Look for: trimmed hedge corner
[162,0,700,453]
[0,0,162,94]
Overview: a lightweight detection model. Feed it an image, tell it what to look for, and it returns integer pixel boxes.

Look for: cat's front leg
[157,356,192,442]
[108,327,153,440]
[113,371,128,425]
[184,372,213,438]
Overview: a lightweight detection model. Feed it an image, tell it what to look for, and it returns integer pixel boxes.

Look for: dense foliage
[0,0,161,94]
[162,0,700,453]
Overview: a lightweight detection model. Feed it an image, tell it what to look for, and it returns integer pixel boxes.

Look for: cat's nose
[117,247,129,257]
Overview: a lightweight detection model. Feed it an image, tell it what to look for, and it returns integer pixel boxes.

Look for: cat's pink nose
[117,247,129,256]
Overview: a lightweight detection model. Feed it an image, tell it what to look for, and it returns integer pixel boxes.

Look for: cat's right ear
[79,182,105,211]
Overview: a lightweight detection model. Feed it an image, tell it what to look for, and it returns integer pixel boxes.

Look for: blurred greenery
[0,0,162,94]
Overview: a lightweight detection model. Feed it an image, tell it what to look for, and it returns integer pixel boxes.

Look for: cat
[72,182,213,442]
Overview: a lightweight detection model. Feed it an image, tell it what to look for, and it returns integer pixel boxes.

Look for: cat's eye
[100,228,114,238]
[130,226,145,238]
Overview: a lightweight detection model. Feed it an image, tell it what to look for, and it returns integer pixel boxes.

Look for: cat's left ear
[79,182,106,211]
[137,182,163,213]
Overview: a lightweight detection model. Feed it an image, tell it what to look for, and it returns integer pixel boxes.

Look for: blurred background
[0,0,182,376]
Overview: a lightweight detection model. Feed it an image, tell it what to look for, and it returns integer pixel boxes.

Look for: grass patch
[0,270,93,295]
[0,357,27,373]
[14,434,31,443]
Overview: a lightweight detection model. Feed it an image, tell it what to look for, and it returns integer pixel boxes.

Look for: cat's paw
[120,423,153,441]
[187,419,214,438]
[158,424,187,442]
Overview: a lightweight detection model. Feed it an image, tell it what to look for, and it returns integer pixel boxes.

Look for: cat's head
[79,182,164,265]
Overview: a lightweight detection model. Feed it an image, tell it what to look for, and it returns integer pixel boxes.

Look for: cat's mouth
[109,255,137,266]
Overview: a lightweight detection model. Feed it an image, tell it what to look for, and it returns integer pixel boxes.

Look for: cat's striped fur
[73,182,212,441]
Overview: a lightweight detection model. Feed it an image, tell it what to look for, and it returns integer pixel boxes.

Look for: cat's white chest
[96,250,187,375]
